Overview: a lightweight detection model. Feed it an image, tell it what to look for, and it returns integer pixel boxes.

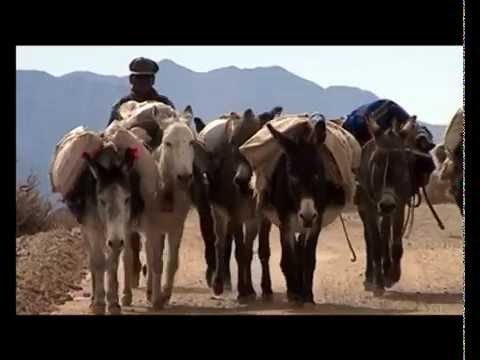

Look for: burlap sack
[103,123,159,201]
[117,101,178,133]
[443,107,464,155]
[49,126,103,197]
[197,114,242,152]
[239,115,361,215]
[425,169,454,204]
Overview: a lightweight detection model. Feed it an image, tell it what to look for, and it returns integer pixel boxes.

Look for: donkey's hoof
[206,269,214,288]
[262,292,274,302]
[384,277,395,289]
[303,302,316,310]
[388,266,401,285]
[121,294,132,307]
[373,287,385,297]
[303,295,315,305]
[152,299,165,311]
[212,278,224,296]
[91,304,106,315]
[287,291,303,304]
[238,293,256,304]
[108,304,122,315]
[224,278,232,291]
[363,280,375,292]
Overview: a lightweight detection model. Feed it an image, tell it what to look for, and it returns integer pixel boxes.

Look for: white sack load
[103,123,159,201]
[239,115,361,226]
[49,126,103,197]
[197,113,242,152]
[438,107,464,181]
[443,106,464,156]
[49,124,158,203]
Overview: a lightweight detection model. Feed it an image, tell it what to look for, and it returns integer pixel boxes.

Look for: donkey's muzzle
[379,197,396,215]
[299,213,317,228]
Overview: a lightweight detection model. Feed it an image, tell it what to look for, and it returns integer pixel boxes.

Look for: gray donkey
[355,115,432,295]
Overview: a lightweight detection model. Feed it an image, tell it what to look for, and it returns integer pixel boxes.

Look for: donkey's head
[227,109,263,194]
[155,106,198,190]
[267,118,328,228]
[83,146,142,251]
[365,115,421,215]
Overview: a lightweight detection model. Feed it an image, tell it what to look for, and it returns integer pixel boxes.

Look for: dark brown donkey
[207,109,274,300]
[355,116,432,295]
[261,118,346,303]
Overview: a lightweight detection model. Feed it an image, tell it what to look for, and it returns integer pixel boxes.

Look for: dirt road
[53,203,463,315]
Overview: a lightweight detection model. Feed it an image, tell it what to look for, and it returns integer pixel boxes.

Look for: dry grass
[16,175,52,237]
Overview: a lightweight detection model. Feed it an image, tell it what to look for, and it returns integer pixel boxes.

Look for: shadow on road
[122,292,417,315]
[384,291,463,305]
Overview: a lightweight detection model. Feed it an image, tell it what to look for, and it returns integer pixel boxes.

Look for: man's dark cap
[129,57,159,75]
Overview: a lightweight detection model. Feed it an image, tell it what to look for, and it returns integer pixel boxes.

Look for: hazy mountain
[16,59,445,195]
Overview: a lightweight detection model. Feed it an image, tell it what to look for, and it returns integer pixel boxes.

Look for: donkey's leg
[370,220,385,297]
[106,248,122,314]
[211,206,230,296]
[388,206,406,286]
[130,232,142,289]
[146,233,165,303]
[232,223,247,299]
[146,226,166,310]
[89,245,107,315]
[303,228,321,304]
[224,225,235,291]
[161,226,185,306]
[122,238,134,307]
[197,203,216,288]
[279,220,301,303]
[380,216,392,289]
[358,207,375,291]
[258,218,273,300]
[244,220,258,298]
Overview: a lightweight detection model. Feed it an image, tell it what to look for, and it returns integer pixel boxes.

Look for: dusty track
[53,203,463,315]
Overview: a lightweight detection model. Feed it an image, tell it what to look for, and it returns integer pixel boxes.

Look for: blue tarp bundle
[342,99,411,144]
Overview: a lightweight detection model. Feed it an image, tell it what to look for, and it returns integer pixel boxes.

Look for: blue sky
[16,46,463,125]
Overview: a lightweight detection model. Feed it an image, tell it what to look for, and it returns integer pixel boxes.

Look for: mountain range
[16,59,446,195]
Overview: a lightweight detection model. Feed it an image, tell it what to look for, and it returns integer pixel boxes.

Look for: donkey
[261,119,346,303]
[355,116,430,295]
[192,107,283,294]
[69,145,143,314]
[205,109,274,300]
[122,106,210,310]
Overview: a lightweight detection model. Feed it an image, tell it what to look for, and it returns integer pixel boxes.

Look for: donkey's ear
[243,109,255,122]
[122,147,138,172]
[182,105,194,123]
[266,123,296,154]
[399,115,417,139]
[310,118,327,145]
[194,117,205,133]
[83,152,102,180]
[366,115,383,139]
